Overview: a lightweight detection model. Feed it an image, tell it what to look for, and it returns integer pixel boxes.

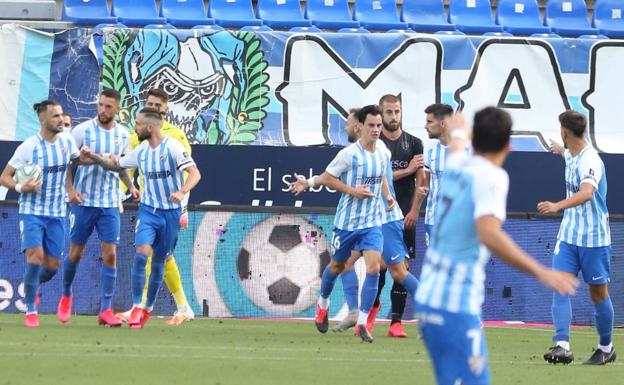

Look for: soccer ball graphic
[14,163,43,185]
[237,216,330,314]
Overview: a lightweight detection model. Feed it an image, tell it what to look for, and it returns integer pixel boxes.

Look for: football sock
[100,265,116,312]
[357,311,369,326]
[24,263,41,313]
[140,254,153,305]
[360,272,380,314]
[62,258,78,296]
[132,253,148,306]
[320,266,338,301]
[145,257,166,310]
[39,267,57,284]
[594,296,614,346]
[552,293,572,342]
[391,278,411,323]
[373,269,386,307]
[164,257,188,310]
[340,269,358,311]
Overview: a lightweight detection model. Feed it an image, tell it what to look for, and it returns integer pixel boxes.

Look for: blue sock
[594,297,614,346]
[24,263,41,313]
[340,269,359,311]
[400,273,419,297]
[100,265,117,312]
[131,253,148,306]
[552,293,572,342]
[62,258,79,297]
[360,272,380,313]
[39,267,57,284]
[320,266,338,299]
[145,258,165,310]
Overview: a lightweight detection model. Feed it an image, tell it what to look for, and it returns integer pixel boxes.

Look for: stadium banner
[1,25,624,152]
[0,203,622,325]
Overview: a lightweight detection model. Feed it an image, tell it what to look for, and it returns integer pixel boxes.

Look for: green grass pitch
[0,314,621,385]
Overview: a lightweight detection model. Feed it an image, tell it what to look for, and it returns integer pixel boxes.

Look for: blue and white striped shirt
[9,132,79,217]
[72,119,130,208]
[415,154,509,315]
[557,146,610,247]
[119,137,194,210]
[424,141,448,226]
[378,141,403,224]
[327,141,387,231]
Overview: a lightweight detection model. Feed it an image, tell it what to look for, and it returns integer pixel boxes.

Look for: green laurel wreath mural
[101,29,136,129]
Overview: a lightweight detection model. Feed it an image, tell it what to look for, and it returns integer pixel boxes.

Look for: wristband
[450,130,467,140]
[15,184,22,193]
[307,176,316,189]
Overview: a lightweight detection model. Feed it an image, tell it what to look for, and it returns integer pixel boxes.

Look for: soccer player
[62,113,73,132]
[290,105,395,343]
[116,88,196,325]
[85,108,201,329]
[58,89,137,326]
[0,100,80,328]
[538,111,616,365]
[415,107,578,385]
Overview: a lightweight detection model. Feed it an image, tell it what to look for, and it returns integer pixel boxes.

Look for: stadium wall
[0,203,622,325]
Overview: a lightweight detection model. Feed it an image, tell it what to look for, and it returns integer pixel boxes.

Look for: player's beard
[383,119,400,132]
[347,132,357,143]
[137,129,151,141]
[46,121,64,135]
[98,114,114,125]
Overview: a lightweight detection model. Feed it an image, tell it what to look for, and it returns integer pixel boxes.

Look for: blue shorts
[382,220,408,265]
[553,240,611,285]
[69,205,120,245]
[19,214,66,259]
[135,205,181,259]
[416,305,490,385]
[424,224,434,247]
[331,226,383,263]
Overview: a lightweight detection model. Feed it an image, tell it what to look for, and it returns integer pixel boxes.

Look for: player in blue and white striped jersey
[538,111,616,365]
[415,107,577,385]
[0,100,80,328]
[289,105,395,342]
[85,108,201,329]
[58,89,139,327]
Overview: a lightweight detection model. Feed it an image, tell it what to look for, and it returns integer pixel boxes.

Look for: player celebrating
[117,88,195,325]
[58,89,137,327]
[539,111,616,365]
[415,107,578,385]
[85,108,201,328]
[0,100,80,328]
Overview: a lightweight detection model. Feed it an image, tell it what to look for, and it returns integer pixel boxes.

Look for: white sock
[318,297,329,309]
[357,311,368,326]
[556,341,571,351]
[598,343,613,353]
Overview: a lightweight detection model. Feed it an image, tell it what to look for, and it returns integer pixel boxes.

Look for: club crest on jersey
[160,154,167,161]
[62,146,68,154]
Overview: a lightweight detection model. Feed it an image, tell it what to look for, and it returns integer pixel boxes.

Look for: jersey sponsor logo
[391,160,409,169]
[43,164,68,174]
[146,170,172,179]
[360,176,382,185]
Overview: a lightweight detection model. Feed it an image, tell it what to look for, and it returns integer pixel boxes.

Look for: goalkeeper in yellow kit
[117,88,194,325]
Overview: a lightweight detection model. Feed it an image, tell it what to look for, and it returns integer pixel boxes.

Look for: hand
[409,154,425,171]
[549,139,564,155]
[351,185,374,199]
[287,173,309,196]
[20,177,42,193]
[170,191,184,204]
[538,269,578,296]
[416,186,430,199]
[404,209,418,229]
[385,194,396,211]
[537,201,560,214]
[129,186,140,202]
[107,154,119,169]
[67,188,83,204]
[80,146,92,159]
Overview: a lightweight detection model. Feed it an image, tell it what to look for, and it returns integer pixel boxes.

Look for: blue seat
[530,32,562,38]
[256,0,312,28]
[592,0,624,38]
[544,0,598,37]
[305,0,360,29]
[449,0,504,34]
[434,30,466,35]
[62,0,117,25]
[160,0,215,27]
[401,0,455,33]
[240,25,274,31]
[496,0,551,34]
[289,26,322,32]
[111,0,166,26]
[192,24,226,31]
[208,0,263,27]
[339,27,371,33]
[483,31,514,36]
[144,23,176,29]
[354,0,409,30]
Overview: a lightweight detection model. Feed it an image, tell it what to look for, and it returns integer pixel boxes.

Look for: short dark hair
[101,88,121,102]
[62,112,72,120]
[147,88,169,103]
[33,100,61,116]
[348,107,360,116]
[378,94,401,107]
[356,105,381,124]
[424,103,454,120]
[472,107,512,154]
[139,107,163,122]
[559,110,586,138]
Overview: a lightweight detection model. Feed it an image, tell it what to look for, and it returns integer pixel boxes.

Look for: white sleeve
[423,145,432,172]
[8,142,30,169]
[67,134,80,159]
[119,126,131,156]
[578,152,602,190]
[71,124,85,148]
[119,147,139,169]
[325,147,351,177]
[473,167,509,221]
[171,141,195,170]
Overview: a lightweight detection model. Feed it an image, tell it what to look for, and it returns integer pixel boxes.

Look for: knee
[329,260,346,274]
[590,285,609,303]
[389,266,407,282]
[136,246,151,257]
[366,262,380,275]
[102,250,116,266]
